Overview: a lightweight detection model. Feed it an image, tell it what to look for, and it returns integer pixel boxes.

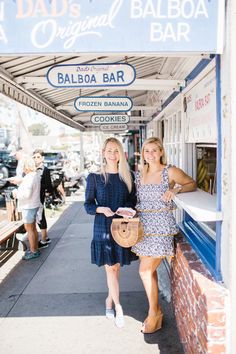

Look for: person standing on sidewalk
[131,137,197,334]
[84,137,138,328]
[12,156,41,260]
[32,149,53,249]
[9,146,26,185]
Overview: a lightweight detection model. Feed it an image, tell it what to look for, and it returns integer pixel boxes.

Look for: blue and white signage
[0,1,225,54]
[47,63,136,88]
[91,114,130,125]
[74,96,133,112]
[100,124,128,131]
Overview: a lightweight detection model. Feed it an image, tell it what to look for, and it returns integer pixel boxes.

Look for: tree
[28,123,50,136]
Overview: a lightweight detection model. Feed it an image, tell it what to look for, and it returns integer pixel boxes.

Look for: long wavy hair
[140,137,167,174]
[101,137,132,192]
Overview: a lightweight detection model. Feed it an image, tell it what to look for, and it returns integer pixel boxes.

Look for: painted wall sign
[47,63,136,88]
[0,1,225,54]
[91,114,130,125]
[74,96,133,112]
[184,69,217,143]
[100,124,128,131]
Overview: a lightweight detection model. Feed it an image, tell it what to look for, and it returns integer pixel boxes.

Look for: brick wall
[171,236,228,354]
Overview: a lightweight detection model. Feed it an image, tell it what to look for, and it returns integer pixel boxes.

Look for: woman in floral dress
[132,137,196,334]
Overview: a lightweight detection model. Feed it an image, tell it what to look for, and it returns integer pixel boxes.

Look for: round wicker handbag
[111,217,143,248]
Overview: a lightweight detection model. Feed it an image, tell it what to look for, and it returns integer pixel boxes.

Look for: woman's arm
[84,173,98,215]
[124,172,137,208]
[84,173,114,217]
[14,175,34,200]
[162,166,197,202]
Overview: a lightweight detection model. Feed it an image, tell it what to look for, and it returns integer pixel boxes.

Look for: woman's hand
[12,189,18,199]
[96,207,115,217]
[161,187,180,202]
[116,207,136,218]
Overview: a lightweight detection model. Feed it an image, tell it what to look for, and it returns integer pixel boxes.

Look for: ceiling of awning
[0,53,209,132]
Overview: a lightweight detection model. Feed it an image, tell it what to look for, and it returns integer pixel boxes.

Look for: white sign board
[1,1,225,54]
[100,124,128,132]
[47,63,136,88]
[91,114,130,125]
[74,96,133,112]
[184,69,217,143]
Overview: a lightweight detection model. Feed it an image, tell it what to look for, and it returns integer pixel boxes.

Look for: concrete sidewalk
[0,199,184,354]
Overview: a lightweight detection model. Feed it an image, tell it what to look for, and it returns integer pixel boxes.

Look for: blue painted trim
[185,58,213,84]
[179,213,221,280]
[215,55,222,276]
[161,58,212,110]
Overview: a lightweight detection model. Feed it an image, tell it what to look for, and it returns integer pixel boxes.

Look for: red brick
[179,242,193,253]
[197,328,208,352]
[207,311,226,326]
[202,294,226,310]
[186,288,195,308]
[207,343,226,354]
[207,326,226,340]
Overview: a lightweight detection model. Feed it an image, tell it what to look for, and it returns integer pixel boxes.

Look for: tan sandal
[141,311,163,334]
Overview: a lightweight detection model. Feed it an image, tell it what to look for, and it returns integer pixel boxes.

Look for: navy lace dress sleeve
[84,172,138,267]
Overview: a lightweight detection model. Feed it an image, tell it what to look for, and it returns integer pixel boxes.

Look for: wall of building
[172,236,228,353]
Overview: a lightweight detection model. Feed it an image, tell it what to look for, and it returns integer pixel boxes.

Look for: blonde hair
[140,137,167,172]
[23,156,37,173]
[101,137,133,192]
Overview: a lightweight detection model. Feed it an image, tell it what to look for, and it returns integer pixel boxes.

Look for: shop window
[196,144,217,238]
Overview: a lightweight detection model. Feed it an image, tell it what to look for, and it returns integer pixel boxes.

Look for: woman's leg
[139,256,163,316]
[104,263,121,308]
[24,222,38,253]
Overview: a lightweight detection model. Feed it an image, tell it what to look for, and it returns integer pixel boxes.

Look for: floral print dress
[131,166,179,257]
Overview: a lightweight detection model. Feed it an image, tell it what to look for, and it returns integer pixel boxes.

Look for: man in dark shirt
[33,149,53,249]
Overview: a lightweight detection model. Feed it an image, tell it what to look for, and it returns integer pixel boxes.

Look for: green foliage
[28,123,50,136]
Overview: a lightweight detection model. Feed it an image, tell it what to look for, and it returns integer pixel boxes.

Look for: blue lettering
[117,70,124,82]
[103,73,109,83]
[64,74,70,84]
[78,74,84,83]
[58,73,64,84]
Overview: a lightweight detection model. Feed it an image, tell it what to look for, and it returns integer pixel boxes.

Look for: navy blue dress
[84,173,138,267]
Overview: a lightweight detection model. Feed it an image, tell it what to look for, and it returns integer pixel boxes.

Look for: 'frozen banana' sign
[47,63,136,88]
[0,0,225,54]
[91,114,130,125]
[74,96,133,112]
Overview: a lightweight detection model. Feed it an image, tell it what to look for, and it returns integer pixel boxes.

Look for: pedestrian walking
[33,149,53,248]
[84,137,138,328]
[12,156,41,260]
[131,137,197,333]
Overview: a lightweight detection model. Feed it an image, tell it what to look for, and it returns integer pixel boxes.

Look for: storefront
[1,0,235,352]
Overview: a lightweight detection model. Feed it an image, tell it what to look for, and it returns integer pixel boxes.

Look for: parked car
[0,149,17,177]
[43,152,64,170]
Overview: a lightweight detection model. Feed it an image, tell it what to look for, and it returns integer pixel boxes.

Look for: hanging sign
[100,124,128,132]
[184,69,217,143]
[91,114,130,125]
[47,63,136,88]
[0,1,225,54]
[74,96,133,112]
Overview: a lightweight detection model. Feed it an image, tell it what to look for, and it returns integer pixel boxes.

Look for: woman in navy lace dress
[84,137,137,328]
